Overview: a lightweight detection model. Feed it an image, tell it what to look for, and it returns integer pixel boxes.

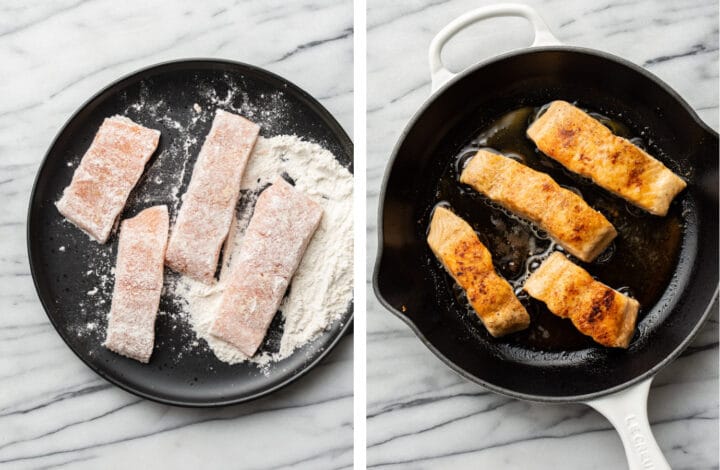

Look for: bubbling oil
[429,104,684,351]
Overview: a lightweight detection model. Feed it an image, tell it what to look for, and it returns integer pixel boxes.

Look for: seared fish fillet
[460,149,616,262]
[56,116,160,243]
[427,206,530,337]
[210,177,323,357]
[524,252,639,348]
[165,109,260,283]
[104,206,169,363]
[527,100,686,216]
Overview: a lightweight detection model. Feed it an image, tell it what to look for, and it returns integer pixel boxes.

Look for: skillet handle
[584,377,670,470]
[429,3,561,92]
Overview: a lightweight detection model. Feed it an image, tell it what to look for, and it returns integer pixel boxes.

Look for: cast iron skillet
[28,59,353,407]
[373,5,717,469]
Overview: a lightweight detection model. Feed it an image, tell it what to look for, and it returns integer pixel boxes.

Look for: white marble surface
[0,1,353,469]
[367,0,718,468]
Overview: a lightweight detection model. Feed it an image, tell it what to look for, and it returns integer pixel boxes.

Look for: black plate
[27,59,353,407]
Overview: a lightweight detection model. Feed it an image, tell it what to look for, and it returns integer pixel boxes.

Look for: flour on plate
[69,76,352,366]
[174,135,353,365]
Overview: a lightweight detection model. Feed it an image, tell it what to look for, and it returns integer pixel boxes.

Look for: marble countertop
[367,0,718,468]
[0,1,352,469]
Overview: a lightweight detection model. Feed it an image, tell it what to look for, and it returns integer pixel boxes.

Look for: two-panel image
[2,0,717,469]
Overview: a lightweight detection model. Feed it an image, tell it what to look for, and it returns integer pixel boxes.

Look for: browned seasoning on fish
[460,149,617,262]
[527,100,686,216]
[427,206,530,337]
[524,252,639,348]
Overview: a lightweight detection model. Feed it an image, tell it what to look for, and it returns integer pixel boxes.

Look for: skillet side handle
[584,377,670,470]
[428,3,562,92]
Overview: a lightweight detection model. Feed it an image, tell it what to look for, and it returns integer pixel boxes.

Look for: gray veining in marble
[0,1,353,469]
[367,0,718,468]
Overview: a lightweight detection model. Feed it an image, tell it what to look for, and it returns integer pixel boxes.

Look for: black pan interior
[374,48,718,401]
[28,59,353,406]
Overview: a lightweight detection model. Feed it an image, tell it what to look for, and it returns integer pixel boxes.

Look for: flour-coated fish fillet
[524,252,639,348]
[460,149,617,262]
[527,100,686,216]
[56,116,160,243]
[427,206,530,337]
[210,177,323,357]
[104,205,169,363]
[165,109,260,283]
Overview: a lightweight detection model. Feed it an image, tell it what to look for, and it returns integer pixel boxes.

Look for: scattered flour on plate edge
[172,134,353,367]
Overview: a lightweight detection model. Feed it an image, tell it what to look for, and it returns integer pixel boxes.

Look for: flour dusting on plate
[68,77,352,369]
[174,135,353,366]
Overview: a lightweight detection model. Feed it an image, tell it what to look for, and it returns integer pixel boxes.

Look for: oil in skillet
[431,104,683,351]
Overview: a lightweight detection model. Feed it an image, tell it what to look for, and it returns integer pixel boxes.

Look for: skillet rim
[372,45,719,403]
[27,57,354,407]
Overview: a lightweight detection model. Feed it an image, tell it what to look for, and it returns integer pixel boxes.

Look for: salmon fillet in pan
[210,177,323,357]
[527,100,686,216]
[427,206,530,337]
[460,149,617,262]
[56,116,161,243]
[104,205,169,363]
[524,252,640,348]
[165,109,260,283]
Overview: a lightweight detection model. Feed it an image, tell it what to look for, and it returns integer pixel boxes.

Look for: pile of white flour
[173,135,353,365]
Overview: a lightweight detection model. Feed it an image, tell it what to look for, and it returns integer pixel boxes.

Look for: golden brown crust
[527,101,686,216]
[460,150,617,262]
[524,252,639,348]
[427,207,530,337]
